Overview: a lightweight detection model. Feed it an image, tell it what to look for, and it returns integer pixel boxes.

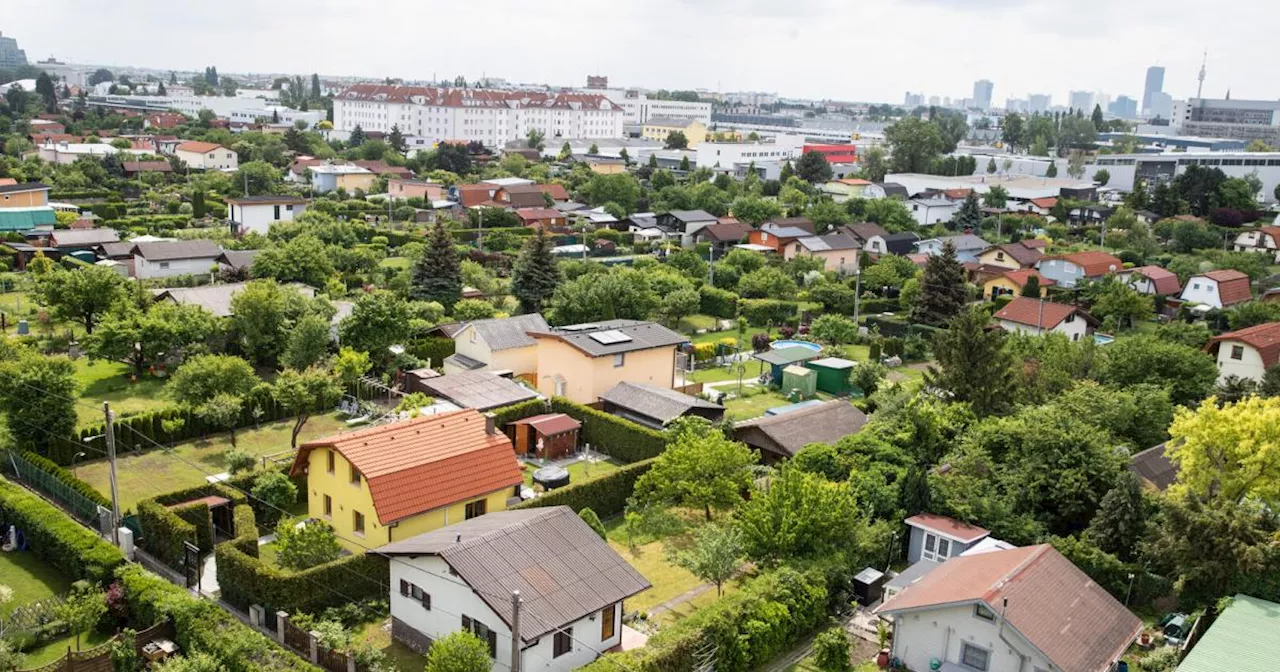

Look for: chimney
[484,412,496,435]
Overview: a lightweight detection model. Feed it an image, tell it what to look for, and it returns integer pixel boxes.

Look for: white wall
[333,97,624,146]
[1233,230,1280,262]
[230,202,306,236]
[389,556,621,672]
[909,202,958,226]
[1215,340,1268,383]
[1118,273,1158,295]
[891,604,1054,672]
[1035,259,1086,288]
[695,136,804,168]
[1180,276,1225,308]
[998,315,1089,341]
[1084,153,1280,204]
[176,147,238,171]
[133,255,218,280]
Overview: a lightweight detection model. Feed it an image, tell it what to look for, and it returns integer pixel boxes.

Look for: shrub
[578,508,607,539]
[548,398,667,463]
[274,520,342,571]
[225,449,256,475]
[250,471,297,527]
[738,299,798,327]
[0,480,124,584]
[489,398,546,429]
[515,459,656,518]
[215,541,388,615]
[699,286,739,319]
[813,627,851,671]
[12,450,112,510]
[136,484,247,568]
[406,337,456,369]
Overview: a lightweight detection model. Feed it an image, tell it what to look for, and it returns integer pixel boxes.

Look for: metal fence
[5,452,103,524]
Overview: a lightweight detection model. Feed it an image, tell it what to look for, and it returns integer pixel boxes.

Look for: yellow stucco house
[531,320,688,404]
[974,240,1046,272]
[443,314,549,384]
[641,117,709,148]
[289,410,524,552]
[983,269,1054,300]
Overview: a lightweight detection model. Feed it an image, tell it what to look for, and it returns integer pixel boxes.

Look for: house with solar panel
[529,320,688,404]
[377,506,651,670]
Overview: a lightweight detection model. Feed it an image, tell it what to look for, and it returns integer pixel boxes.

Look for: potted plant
[876,621,891,668]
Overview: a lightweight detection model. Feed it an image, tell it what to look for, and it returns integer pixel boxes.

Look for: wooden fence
[277,615,370,672]
[19,620,175,672]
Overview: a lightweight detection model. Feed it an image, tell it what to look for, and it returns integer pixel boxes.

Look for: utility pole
[510,590,522,672]
[103,402,120,545]
[853,264,863,324]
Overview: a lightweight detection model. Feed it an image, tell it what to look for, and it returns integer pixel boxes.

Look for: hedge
[858,297,901,314]
[489,398,547,429]
[547,397,668,463]
[406,337,456,369]
[0,479,125,584]
[738,299,798,327]
[699,285,739,319]
[12,449,112,509]
[513,458,655,518]
[48,189,112,199]
[863,315,910,337]
[136,483,247,569]
[116,565,320,672]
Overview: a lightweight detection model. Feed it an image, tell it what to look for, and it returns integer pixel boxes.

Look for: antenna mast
[1196,50,1207,99]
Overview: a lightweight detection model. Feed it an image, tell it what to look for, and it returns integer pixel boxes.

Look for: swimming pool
[1094,333,1115,346]
[770,339,822,352]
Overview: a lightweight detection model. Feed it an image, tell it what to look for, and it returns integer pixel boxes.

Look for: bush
[136,484,247,568]
[515,459,656,518]
[13,450,112,509]
[406,337,456,369]
[578,508,607,539]
[489,398,546,429]
[215,541,388,615]
[813,627,851,671]
[700,286,739,319]
[0,480,124,584]
[738,299,798,327]
[857,298,901,314]
[548,398,667,463]
[863,315,910,338]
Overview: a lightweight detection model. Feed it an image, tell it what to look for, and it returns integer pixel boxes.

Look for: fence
[5,452,104,525]
[18,619,175,672]
[244,610,372,672]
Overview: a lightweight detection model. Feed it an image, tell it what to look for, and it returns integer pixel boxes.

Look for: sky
[3,0,1278,106]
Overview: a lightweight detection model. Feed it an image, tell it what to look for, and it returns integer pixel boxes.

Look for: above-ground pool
[770,339,822,352]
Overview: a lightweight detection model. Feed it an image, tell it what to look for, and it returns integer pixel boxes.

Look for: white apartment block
[695,134,805,169]
[332,85,624,147]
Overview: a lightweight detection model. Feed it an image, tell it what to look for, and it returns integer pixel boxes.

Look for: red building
[803,143,858,164]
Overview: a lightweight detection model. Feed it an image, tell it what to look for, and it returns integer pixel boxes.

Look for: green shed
[754,346,822,384]
[780,365,816,400]
[806,357,856,396]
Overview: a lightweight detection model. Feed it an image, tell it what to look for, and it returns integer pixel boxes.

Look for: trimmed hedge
[699,286,739,319]
[406,337,456,369]
[0,479,125,584]
[13,450,112,509]
[857,297,901,314]
[863,315,910,337]
[738,299,798,327]
[490,398,547,429]
[136,484,247,568]
[514,458,655,518]
[547,397,668,463]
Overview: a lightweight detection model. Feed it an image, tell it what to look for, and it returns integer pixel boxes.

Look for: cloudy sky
[4,0,1276,105]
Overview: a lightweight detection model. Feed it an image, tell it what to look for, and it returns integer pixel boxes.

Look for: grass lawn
[21,629,113,667]
[73,359,172,428]
[676,314,719,333]
[379,256,411,270]
[0,552,72,619]
[521,457,620,487]
[77,413,349,510]
[688,365,753,384]
[722,389,807,421]
[357,619,427,672]
[690,326,769,346]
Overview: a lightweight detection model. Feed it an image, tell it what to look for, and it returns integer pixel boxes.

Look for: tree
[1166,396,1280,503]
[34,265,125,334]
[165,354,259,407]
[511,229,561,314]
[89,303,218,378]
[547,269,658,325]
[310,73,321,98]
[34,72,57,113]
[282,314,331,371]
[197,393,244,447]
[660,287,700,327]
[1001,112,1024,148]
[1020,274,1041,297]
[338,291,412,356]
[55,588,107,651]
[1097,336,1218,406]
[235,160,281,196]
[951,191,982,230]
[634,418,757,521]
[252,235,335,287]
[911,241,967,326]
[250,470,298,527]
[795,150,833,183]
[986,157,997,174]
[0,351,79,450]
[1045,161,1058,178]
[1085,471,1147,561]
[737,266,798,300]
[980,185,1009,209]
[274,519,341,571]
[668,524,742,597]
[857,145,888,182]
[348,124,365,147]
[736,466,864,564]
[731,196,784,225]
[388,124,405,152]
[332,347,371,386]
[925,306,1014,416]
[664,131,689,150]
[191,189,207,219]
[578,508,606,539]
[273,368,341,448]
[228,279,292,366]
[1173,165,1228,216]
[810,314,857,345]
[1091,104,1105,131]
[1093,168,1111,186]
[411,222,463,309]
[424,631,491,672]
[224,449,256,475]
[1067,151,1086,179]
[1217,177,1258,211]
[813,628,852,672]
[581,173,641,213]
[1091,278,1153,330]
[525,128,545,151]
[884,118,944,173]
[88,68,114,85]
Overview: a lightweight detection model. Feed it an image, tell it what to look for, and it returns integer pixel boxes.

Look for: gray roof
[843,222,889,242]
[754,346,822,366]
[152,281,315,318]
[216,249,259,270]
[468,314,549,351]
[554,201,587,213]
[644,116,701,128]
[133,239,222,261]
[795,233,861,252]
[877,182,909,198]
[939,234,992,251]
[377,506,651,642]
[599,381,724,425]
[666,209,717,223]
[1129,442,1178,491]
[0,182,49,195]
[50,228,120,247]
[885,559,941,592]
[420,370,540,411]
[442,352,486,371]
[760,225,813,239]
[734,400,868,457]
[99,241,135,258]
[533,320,687,357]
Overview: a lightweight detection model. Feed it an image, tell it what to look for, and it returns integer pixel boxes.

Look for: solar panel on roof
[561,324,599,332]
[589,330,633,345]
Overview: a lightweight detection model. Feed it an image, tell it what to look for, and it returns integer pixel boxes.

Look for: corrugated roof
[420,371,541,411]
[50,228,120,247]
[292,410,524,525]
[667,210,717,223]
[734,400,868,457]
[134,239,222,261]
[469,314,549,351]
[378,507,650,642]
[599,381,723,425]
[1176,594,1280,672]
[1129,442,1178,491]
[531,320,686,357]
[796,233,861,252]
[510,413,580,436]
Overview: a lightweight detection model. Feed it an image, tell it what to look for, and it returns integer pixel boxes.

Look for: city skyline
[1,0,1277,106]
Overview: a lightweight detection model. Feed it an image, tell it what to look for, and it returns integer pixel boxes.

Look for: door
[921,533,951,561]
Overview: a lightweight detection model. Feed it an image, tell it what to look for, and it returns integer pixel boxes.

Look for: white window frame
[960,642,991,671]
[922,532,951,561]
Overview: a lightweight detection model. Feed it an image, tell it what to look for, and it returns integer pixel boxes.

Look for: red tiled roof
[336,84,623,111]
[511,413,581,436]
[456,184,494,208]
[1199,269,1252,305]
[1126,265,1181,295]
[1208,322,1280,369]
[904,513,988,542]
[175,141,224,154]
[515,207,562,221]
[877,545,1142,672]
[995,296,1082,329]
[1254,225,1280,246]
[535,183,570,201]
[943,188,973,200]
[1030,197,1058,209]
[834,178,871,186]
[1021,238,1048,249]
[1000,269,1055,288]
[353,160,413,176]
[291,410,523,525]
[1050,251,1123,277]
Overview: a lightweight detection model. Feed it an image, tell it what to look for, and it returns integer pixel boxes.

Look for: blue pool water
[770,340,822,352]
[1094,333,1115,345]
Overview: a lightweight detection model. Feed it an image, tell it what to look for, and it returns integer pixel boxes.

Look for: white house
[694,135,804,169]
[174,141,238,171]
[841,222,890,254]
[1115,265,1182,296]
[1033,251,1122,289]
[908,197,959,225]
[876,545,1141,672]
[226,196,308,236]
[1232,225,1280,263]
[994,297,1092,341]
[1206,322,1280,384]
[376,507,650,672]
[130,240,223,280]
[1178,269,1253,309]
[914,234,990,264]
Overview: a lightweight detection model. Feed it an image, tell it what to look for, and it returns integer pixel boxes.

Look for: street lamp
[71,451,87,478]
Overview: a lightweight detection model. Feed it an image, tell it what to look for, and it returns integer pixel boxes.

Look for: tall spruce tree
[911,240,967,326]
[411,222,462,309]
[1085,471,1147,562]
[511,229,561,314]
[952,191,982,231]
[924,305,1014,416]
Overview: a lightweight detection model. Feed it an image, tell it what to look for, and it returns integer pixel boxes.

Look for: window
[158,262,170,269]
[601,604,616,640]
[960,643,990,671]
[465,499,487,519]
[273,205,281,220]
[973,604,996,622]
[1231,345,1245,360]
[553,628,573,658]
[613,353,626,368]
[922,533,950,561]
[350,465,362,486]
[353,510,365,536]
[327,451,335,474]
[1065,313,1076,323]
[1193,282,1200,290]
[400,580,432,609]
[323,495,332,518]
[462,616,498,657]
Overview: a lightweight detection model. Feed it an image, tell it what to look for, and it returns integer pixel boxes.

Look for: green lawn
[522,457,620,488]
[379,256,411,270]
[357,620,426,672]
[0,551,72,619]
[688,365,753,384]
[72,359,172,428]
[21,629,113,667]
[77,413,349,511]
[722,389,807,421]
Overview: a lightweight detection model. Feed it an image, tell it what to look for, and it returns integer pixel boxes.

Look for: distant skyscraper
[904,92,924,107]
[1142,66,1165,116]
[586,75,608,89]
[0,32,27,69]
[973,80,994,110]
[1108,95,1138,119]
[1147,91,1174,120]
[1068,90,1095,113]
[1028,94,1052,113]
[928,95,941,107]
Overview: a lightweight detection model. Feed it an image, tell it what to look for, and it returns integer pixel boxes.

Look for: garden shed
[754,346,822,384]
[806,357,856,396]
[509,413,581,460]
[780,365,816,400]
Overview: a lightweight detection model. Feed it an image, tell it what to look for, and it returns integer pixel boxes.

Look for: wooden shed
[509,413,581,460]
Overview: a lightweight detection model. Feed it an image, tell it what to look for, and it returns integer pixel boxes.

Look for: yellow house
[974,240,1046,271]
[584,157,627,174]
[531,320,687,404]
[289,410,524,552]
[444,314,549,383]
[0,182,50,209]
[641,117,709,148]
[983,269,1054,300]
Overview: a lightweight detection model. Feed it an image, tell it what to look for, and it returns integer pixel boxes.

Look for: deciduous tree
[424,631,491,672]
[633,417,757,521]
[1166,396,1280,503]
[273,367,341,448]
[736,465,864,564]
[274,518,341,571]
[667,524,742,596]
[33,265,125,334]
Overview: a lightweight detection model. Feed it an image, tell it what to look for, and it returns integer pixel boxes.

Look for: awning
[0,207,57,231]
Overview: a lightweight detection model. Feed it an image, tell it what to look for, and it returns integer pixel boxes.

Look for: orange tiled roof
[175,141,224,154]
[1000,269,1055,288]
[1126,265,1181,295]
[995,296,1082,329]
[291,410,523,525]
[904,513,988,542]
[456,184,494,208]
[1208,322,1280,369]
[1199,269,1252,305]
[1049,250,1123,277]
[535,183,570,201]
